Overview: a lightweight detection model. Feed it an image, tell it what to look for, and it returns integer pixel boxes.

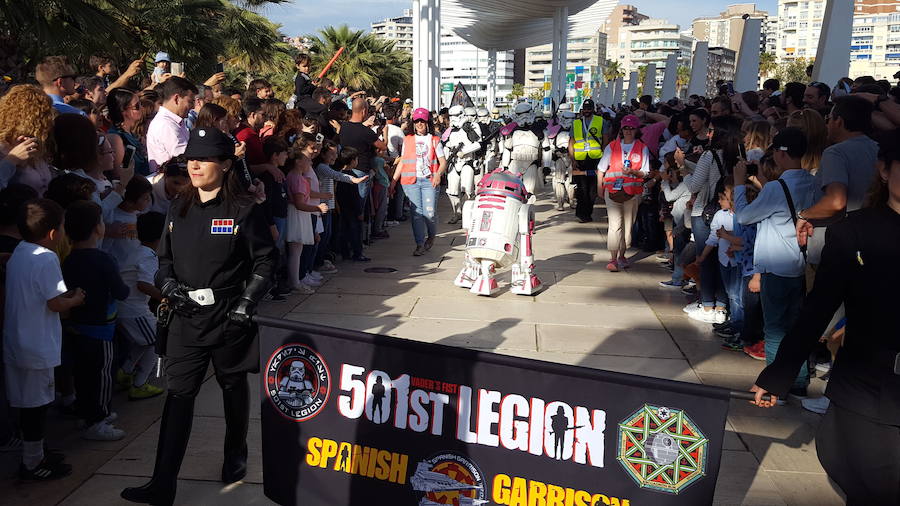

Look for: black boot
[121,394,195,505]
[221,375,249,484]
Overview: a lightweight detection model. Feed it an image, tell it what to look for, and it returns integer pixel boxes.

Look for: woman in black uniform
[122,127,276,505]
[751,140,900,505]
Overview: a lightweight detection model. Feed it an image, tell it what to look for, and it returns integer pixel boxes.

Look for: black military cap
[581,99,595,111]
[184,127,235,160]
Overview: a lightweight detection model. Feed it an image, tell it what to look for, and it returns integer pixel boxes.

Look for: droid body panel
[454,168,542,296]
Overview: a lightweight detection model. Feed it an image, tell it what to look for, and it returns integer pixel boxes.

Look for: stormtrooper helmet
[289,360,306,382]
[448,105,465,128]
[557,102,572,113]
[559,110,577,129]
[512,102,535,126]
[476,106,490,124]
[463,106,477,122]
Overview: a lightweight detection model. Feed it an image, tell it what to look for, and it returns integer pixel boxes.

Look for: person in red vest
[596,114,650,272]
[389,108,448,256]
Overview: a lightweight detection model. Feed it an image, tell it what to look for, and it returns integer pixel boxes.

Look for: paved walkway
[1,190,844,505]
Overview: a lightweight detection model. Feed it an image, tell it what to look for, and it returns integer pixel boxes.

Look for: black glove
[228,274,270,326]
[160,278,201,315]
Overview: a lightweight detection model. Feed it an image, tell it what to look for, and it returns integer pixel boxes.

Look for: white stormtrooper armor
[501,102,542,196]
[278,360,314,407]
[476,106,500,175]
[454,168,543,296]
[550,110,577,210]
[445,105,483,224]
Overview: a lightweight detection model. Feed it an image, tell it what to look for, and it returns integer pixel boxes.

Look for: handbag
[702,150,727,226]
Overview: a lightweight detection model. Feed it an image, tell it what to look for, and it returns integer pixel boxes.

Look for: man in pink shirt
[146,77,197,172]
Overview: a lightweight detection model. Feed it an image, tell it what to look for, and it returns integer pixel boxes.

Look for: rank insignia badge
[211,219,234,234]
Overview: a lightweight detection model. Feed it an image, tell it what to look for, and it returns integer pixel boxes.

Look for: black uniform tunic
[156,192,276,394]
[755,204,900,504]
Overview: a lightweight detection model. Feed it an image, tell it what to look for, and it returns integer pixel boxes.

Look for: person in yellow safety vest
[567,99,609,222]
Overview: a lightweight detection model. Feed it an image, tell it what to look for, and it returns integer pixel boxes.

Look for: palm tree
[675,65,691,95]
[759,51,778,79]
[307,25,411,96]
[603,61,624,82]
[637,65,648,95]
[0,0,290,83]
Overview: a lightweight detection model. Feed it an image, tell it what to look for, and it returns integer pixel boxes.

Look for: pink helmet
[412,108,431,122]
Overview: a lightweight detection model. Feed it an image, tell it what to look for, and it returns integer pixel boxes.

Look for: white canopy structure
[413,0,617,110]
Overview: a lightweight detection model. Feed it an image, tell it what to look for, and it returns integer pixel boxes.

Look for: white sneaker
[292,284,315,294]
[319,261,338,274]
[682,302,702,314]
[309,271,323,279]
[689,309,719,323]
[302,275,322,287]
[801,396,830,415]
[76,411,118,429]
[713,309,727,324]
[82,421,125,441]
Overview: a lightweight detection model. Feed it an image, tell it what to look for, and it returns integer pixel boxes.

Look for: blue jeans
[670,226,690,284]
[719,263,743,328]
[403,178,438,246]
[761,273,808,389]
[691,216,726,308]
[314,212,333,268]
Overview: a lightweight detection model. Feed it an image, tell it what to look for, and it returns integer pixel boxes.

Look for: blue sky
[265,0,779,38]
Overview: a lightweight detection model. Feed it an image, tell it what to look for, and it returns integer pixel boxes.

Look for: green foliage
[759,51,778,78]
[603,61,624,82]
[528,88,544,102]
[775,57,813,85]
[676,65,691,93]
[306,24,411,97]
[0,0,293,89]
[507,83,525,101]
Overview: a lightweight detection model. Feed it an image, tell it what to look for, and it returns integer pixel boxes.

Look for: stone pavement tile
[728,415,825,473]
[411,295,664,329]
[59,474,276,506]
[98,416,264,484]
[496,349,701,383]
[537,324,683,358]
[640,289,697,316]
[677,340,768,375]
[318,276,531,301]
[697,371,762,392]
[536,284,648,306]
[289,293,419,317]
[551,269,645,287]
[766,471,845,505]
[289,312,538,352]
[1,449,117,506]
[713,450,787,506]
[656,314,720,343]
[195,373,262,420]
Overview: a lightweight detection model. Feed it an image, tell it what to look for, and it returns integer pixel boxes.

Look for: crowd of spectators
[588,75,898,415]
[0,52,420,480]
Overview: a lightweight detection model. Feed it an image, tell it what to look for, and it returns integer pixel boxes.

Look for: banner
[259,317,731,506]
[450,82,475,108]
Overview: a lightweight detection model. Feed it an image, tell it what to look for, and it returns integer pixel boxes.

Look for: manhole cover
[363,267,398,273]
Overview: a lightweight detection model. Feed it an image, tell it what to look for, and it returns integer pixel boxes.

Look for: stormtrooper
[547,106,578,210]
[444,105,483,224]
[476,106,500,175]
[277,360,314,408]
[500,102,543,196]
[453,168,542,296]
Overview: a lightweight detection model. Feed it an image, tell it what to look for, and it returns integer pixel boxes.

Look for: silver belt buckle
[187,288,215,306]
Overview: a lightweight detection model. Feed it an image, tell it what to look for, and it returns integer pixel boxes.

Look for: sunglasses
[622,126,636,131]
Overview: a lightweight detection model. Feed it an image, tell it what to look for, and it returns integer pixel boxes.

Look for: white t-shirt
[3,242,68,369]
[117,245,158,319]
[415,135,444,178]
[706,209,736,267]
[386,124,405,161]
[102,207,139,267]
[148,173,171,215]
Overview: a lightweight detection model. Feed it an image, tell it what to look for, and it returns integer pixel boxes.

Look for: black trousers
[740,275,764,345]
[72,334,115,426]
[817,402,900,505]
[19,405,48,442]
[339,214,363,259]
[572,174,595,220]
[165,328,257,398]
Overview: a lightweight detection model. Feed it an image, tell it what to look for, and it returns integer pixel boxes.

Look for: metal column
[813,0,853,89]
[487,49,497,109]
